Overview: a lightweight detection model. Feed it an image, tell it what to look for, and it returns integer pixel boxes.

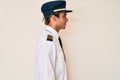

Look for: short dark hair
[43,12,60,25]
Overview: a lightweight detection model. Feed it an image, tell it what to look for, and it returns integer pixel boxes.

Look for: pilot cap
[41,0,72,17]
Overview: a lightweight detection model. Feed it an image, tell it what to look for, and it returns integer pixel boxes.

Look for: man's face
[56,12,68,29]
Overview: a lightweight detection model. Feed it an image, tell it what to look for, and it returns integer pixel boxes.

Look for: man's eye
[64,16,66,17]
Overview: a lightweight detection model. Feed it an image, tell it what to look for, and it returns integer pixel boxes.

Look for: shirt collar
[45,25,59,39]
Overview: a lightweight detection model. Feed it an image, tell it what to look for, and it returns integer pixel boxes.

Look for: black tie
[58,37,63,49]
[58,37,66,61]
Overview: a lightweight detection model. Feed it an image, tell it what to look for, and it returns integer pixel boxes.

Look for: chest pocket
[54,38,65,63]
[57,50,65,62]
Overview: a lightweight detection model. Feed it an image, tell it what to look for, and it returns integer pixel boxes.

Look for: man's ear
[51,15,57,22]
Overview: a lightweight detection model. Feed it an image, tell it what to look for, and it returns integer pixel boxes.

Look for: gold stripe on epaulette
[47,35,53,41]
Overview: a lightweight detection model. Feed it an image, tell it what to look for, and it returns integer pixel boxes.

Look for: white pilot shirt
[35,25,67,80]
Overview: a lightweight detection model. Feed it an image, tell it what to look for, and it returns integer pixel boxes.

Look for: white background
[0,0,120,80]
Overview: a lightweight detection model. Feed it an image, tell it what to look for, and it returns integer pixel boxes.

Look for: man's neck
[48,24,60,32]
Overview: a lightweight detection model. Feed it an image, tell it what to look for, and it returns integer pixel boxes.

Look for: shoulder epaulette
[47,35,53,41]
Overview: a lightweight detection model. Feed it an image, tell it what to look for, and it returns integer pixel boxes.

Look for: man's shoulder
[37,34,54,51]
[37,32,55,49]
[42,30,54,42]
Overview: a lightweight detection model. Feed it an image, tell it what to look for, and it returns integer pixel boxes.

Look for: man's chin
[60,25,66,29]
[63,25,66,29]
[62,27,66,29]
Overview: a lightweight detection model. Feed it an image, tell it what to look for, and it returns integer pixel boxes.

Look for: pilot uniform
[35,1,72,80]
[36,26,67,80]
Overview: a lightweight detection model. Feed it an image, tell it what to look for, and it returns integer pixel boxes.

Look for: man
[35,0,72,80]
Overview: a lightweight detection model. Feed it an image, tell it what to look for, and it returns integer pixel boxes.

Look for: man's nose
[66,17,68,22]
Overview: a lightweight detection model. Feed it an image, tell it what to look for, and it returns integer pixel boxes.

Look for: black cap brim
[65,10,73,13]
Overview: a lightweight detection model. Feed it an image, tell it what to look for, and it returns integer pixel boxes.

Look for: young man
[35,0,72,80]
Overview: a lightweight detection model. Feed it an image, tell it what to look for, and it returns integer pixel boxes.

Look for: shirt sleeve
[36,41,56,80]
